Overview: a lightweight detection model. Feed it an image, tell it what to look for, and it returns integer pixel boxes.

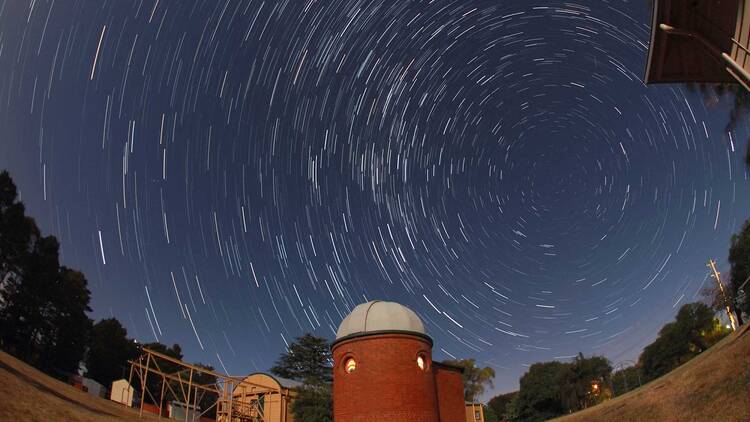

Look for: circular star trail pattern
[1,0,749,393]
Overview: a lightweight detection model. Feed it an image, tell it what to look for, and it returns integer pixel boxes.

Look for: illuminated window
[417,354,426,370]
[345,358,356,373]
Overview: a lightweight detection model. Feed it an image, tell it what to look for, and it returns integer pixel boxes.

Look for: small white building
[110,379,134,407]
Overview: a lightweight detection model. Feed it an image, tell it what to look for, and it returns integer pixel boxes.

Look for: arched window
[416,353,428,370]
[345,357,356,373]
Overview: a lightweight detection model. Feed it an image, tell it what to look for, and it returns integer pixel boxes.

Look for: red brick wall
[434,364,466,422]
[141,402,162,415]
[332,333,439,422]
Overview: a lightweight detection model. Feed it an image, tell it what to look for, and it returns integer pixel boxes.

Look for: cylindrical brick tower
[332,301,439,422]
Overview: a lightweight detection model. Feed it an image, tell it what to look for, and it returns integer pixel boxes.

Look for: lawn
[554,323,750,421]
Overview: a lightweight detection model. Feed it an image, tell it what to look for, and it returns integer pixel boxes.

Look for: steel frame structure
[128,347,292,422]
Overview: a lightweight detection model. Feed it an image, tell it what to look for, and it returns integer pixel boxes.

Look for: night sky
[1,0,749,397]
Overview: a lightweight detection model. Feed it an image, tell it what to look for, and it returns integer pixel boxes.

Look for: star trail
[1,0,749,395]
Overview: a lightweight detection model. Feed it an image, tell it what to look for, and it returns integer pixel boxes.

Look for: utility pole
[707,259,737,331]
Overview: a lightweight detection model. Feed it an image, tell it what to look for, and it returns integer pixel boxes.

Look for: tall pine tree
[270,333,332,422]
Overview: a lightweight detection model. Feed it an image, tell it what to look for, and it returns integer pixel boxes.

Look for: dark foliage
[271,334,332,421]
[85,318,139,389]
[442,358,496,401]
[0,171,92,376]
[515,361,570,422]
[563,354,612,411]
[638,302,725,381]
[483,404,499,422]
[270,333,332,384]
[487,391,518,420]
[511,354,611,421]
[290,383,332,422]
[611,366,642,396]
[38,267,93,375]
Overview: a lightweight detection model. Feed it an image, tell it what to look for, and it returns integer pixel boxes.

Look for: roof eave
[331,329,434,348]
[644,0,663,84]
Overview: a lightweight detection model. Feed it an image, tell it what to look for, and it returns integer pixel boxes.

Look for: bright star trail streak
[1,0,749,396]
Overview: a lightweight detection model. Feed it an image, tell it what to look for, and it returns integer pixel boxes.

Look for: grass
[0,350,160,422]
[553,323,750,422]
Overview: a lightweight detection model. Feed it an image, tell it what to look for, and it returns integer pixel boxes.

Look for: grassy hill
[554,323,750,422]
[0,350,160,422]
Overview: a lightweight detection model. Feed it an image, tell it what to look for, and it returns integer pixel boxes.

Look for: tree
[563,354,612,410]
[38,267,93,375]
[86,318,139,388]
[638,302,723,381]
[483,404,499,422]
[611,366,642,396]
[488,391,518,421]
[290,384,332,422]
[512,354,613,421]
[0,234,59,363]
[729,219,750,323]
[503,394,520,422]
[516,361,571,422]
[270,333,332,384]
[442,358,496,402]
[271,334,332,421]
[0,171,93,376]
[0,170,36,283]
[0,170,42,347]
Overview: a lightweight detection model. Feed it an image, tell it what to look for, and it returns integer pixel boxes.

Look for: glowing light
[345,358,356,373]
[417,355,426,370]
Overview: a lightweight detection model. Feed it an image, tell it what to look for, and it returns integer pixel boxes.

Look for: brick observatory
[331,301,466,421]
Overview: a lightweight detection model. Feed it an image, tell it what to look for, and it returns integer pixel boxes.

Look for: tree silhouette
[86,318,139,388]
[510,354,611,421]
[638,302,726,381]
[487,391,518,421]
[290,384,332,422]
[515,361,570,422]
[271,334,332,421]
[0,170,92,375]
[442,358,496,402]
[39,267,93,375]
[0,171,36,281]
[270,333,332,384]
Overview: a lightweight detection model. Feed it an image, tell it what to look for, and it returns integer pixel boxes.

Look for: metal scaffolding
[128,347,292,422]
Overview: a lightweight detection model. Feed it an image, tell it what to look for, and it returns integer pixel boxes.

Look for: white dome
[335,301,427,340]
